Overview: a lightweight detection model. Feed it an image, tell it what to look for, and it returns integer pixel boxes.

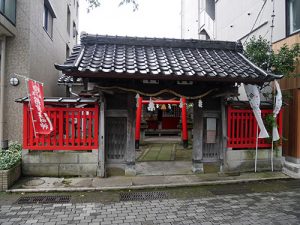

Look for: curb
[6,176,291,193]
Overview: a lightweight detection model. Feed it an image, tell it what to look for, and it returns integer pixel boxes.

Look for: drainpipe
[0,36,6,149]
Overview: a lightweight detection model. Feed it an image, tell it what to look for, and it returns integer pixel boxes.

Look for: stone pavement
[1,190,300,225]
[8,171,289,193]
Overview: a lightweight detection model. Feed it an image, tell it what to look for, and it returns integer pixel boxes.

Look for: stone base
[125,162,136,176]
[22,150,100,177]
[192,161,204,173]
[224,148,283,172]
[283,157,300,178]
[0,162,21,191]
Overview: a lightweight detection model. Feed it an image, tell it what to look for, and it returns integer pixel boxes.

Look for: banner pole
[271,138,274,172]
[255,125,258,173]
[271,81,276,172]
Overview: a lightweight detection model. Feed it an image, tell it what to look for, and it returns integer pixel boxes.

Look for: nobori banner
[28,80,53,135]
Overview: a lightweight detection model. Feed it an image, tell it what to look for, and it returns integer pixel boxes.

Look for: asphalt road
[0,179,300,225]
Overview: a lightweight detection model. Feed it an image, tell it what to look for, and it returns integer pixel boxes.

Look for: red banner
[28,80,53,135]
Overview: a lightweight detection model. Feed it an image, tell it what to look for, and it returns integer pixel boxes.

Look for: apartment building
[0,0,79,148]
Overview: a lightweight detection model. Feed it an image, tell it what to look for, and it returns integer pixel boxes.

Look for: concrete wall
[22,150,98,177]
[3,0,79,143]
[181,0,200,39]
[225,148,283,172]
[215,0,286,43]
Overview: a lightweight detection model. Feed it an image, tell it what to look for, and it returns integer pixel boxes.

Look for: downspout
[68,84,79,97]
[0,36,6,149]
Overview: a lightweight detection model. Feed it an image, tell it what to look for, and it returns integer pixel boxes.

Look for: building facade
[181,0,215,40]
[0,0,79,148]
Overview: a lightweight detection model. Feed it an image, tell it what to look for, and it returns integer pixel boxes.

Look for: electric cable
[243,0,268,44]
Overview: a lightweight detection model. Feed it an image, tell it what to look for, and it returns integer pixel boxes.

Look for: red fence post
[22,104,99,151]
[135,96,142,149]
[181,98,188,148]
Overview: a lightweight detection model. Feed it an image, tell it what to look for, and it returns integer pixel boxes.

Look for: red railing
[23,103,99,150]
[227,106,282,149]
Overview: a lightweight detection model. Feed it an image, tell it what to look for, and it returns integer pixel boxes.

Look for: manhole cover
[16,195,71,204]
[23,179,45,187]
[120,191,168,201]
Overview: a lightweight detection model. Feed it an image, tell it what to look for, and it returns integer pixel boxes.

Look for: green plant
[0,142,22,170]
[264,114,281,154]
[245,36,300,76]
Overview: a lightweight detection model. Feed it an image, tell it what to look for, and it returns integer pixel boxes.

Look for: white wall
[181,0,200,39]
[215,0,286,43]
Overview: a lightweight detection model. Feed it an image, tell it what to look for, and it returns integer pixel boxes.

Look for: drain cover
[16,195,71,204]
[120,191,168,201]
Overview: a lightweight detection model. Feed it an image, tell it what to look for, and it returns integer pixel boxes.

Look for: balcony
[199,10,215,39]
[0,0,16,36]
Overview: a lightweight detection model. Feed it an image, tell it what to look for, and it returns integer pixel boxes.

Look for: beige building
[0,0,79,148]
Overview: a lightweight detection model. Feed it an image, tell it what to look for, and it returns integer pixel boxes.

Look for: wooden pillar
[220,97,227,172]
[125,93,136,176]
[135,96,142,149]
[97,95,105,177]
[192,100,204,173]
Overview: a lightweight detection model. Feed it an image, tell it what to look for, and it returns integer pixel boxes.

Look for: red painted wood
[227,106,232,146]
[162,117,180,129]
[227,107,283,149]
[94,105,99,146]
[135,97,143,141]
[58,110,63,146]
[23,105,99,150]
[66,111,69,146]
[181,98,188,141]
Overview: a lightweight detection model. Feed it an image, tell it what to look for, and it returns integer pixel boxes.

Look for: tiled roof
[55,34,282,83]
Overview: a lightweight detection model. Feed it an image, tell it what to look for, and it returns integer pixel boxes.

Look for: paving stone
[1,191,300,224]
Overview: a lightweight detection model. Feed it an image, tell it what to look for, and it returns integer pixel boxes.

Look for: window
[0,0,16,25]
[43,0,56,38]
[76,1,79,17]
[66,44,70,59]
[73,22,77,39]
[67,7,71,35]
[287,0,300,35]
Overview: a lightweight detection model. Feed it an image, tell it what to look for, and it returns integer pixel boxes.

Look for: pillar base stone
[125,162,136,176]
[192,160,204,173]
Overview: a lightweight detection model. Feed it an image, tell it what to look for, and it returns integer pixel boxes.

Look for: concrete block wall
[22,150,99,177]
[225,148,283,172]
[0,162,21,191]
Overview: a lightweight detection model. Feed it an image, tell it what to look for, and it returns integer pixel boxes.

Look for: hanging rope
[96,85,217,100]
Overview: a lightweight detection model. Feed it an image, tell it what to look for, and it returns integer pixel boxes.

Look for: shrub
[0,142,22,170]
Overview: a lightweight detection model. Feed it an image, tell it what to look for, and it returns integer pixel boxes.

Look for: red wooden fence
[227,106,282,149]
[23,103,99,150]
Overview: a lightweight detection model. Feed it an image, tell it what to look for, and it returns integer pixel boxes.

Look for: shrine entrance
[135,97,188,150]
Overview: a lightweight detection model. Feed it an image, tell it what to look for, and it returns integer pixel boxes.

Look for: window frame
[0,0,16,25]
[43,0,56,39]
[286,0,300,36]
[67,6,71,35]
